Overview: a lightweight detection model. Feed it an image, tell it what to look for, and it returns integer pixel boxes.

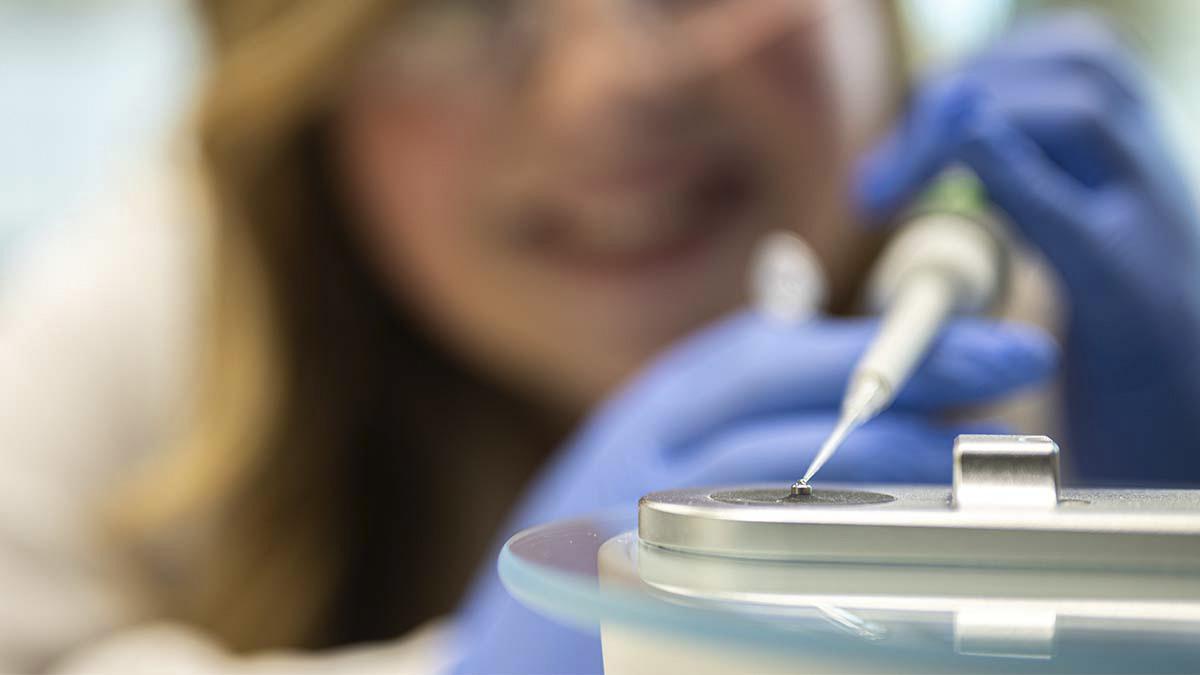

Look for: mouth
[513,151,762,277]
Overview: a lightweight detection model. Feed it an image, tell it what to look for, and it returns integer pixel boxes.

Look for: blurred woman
[1,0,1197,673]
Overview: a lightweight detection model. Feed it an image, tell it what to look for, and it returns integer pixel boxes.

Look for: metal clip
[952,435,1061,509]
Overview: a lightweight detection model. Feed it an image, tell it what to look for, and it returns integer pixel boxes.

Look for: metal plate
[638,484,1200,571]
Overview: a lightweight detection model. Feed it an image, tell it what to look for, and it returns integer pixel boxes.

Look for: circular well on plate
[709,488,896,506]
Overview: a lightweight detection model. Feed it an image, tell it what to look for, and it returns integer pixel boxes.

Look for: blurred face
[333,0,896,410]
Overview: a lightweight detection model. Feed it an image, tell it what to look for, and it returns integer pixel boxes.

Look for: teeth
[511,152,755,263]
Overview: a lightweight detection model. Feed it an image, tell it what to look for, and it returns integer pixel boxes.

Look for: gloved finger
[857,74,1117,282]
[855,26,1157,219]
[965,66,1144,189]
[970,11,1200,228]
[950,94,1179,286]
[968,11,1146,108]
[858,20,1193,248]
[676,413,971,486]
[966,61,1196,228]
[855,73,979,222]
[599,312,1056,449]
[897,317,1056,411]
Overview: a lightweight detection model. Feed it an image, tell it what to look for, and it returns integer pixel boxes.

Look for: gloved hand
[453,310,1056,674]
[856,12,1200,483]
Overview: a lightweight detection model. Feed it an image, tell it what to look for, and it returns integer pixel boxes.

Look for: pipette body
[794,172,1007,491]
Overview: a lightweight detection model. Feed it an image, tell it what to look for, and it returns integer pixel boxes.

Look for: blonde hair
[115,0,401,651]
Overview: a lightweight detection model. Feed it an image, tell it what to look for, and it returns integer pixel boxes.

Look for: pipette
[793,170,1008,495]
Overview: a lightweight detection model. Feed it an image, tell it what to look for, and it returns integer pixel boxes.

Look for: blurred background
[0,3,1197,672]
[1,0,1197,266]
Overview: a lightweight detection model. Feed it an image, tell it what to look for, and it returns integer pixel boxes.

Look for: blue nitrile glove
[452,310,1057,674]
[857,12,1200,484]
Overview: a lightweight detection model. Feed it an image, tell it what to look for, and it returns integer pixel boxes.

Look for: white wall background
[0,0,200,257]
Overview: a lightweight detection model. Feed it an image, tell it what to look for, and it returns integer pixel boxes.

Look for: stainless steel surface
[643,434,1200,568]
[628,531,1200,664]
[953,434,1061,509]
[632,533,1200,612]
[639,483,1200,569]
[626,525,1200,663]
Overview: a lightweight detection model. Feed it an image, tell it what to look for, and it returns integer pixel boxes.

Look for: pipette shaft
[796,270,958,487]
[792,169,1006,488]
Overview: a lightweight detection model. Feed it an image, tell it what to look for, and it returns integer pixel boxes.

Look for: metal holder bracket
[952,434,1061,510]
